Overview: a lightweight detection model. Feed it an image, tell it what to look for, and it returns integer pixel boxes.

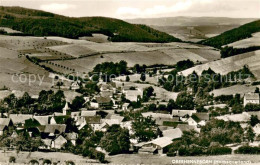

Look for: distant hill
[126,17,257,26]
[0,6,181,42]
[199,20,260,48]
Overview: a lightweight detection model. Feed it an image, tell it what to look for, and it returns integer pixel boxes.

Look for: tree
[176,92,194,110]
[126,75,130,82]
[69,96,85,111]
[143,86,154,102]
[245,126,255,142]
[250,115,260,127]
[140,72,146,82]
[255,87,260,93]
[100,125,130,155]
[132,115,158,142]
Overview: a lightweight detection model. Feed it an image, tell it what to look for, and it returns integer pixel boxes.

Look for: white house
[122,87,143,102]
[244,93,260,107]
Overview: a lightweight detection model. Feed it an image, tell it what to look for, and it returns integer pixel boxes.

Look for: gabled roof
[81,111,96,117]
[101,119,120,126]
[244,93,260,100]
[193,113,210,121]
[162,128,183,139]
[105,114,124,122]
[96,96,111,104]
[85,116,101,124]
[0,125,7,131]
[33,116,49,125]
[147,137,173,148]
[0,118,11,126]
[44,124,66,134]
[176,124,196,132]
[9,114,33,124]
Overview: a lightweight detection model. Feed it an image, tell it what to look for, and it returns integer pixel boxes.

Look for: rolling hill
[0,6,181,42]
[199,20,260,48]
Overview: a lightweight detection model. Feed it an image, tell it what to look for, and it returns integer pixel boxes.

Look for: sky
[1,0,260,19]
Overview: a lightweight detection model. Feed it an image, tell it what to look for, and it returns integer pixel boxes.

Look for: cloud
[116,0,213,18]
[40,3,76,13]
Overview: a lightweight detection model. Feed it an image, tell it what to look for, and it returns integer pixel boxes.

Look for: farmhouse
[122,86,143,102]
[244,93,260,107]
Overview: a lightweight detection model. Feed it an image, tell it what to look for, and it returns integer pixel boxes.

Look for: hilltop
[199,20,260,48]
[0,6,181,42]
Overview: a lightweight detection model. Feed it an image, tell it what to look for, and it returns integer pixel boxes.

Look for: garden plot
[227,32,260,48]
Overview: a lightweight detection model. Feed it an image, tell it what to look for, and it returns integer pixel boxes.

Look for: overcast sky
[1,0,260,19]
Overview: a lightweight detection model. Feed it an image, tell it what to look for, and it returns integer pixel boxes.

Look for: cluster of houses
[1,77,260,156]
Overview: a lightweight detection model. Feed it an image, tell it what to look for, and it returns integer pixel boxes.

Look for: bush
[207,146,232,155]
[29,159,39,165]
[9,156,16,163]
[43,159,52,165]
[235,146,260,154]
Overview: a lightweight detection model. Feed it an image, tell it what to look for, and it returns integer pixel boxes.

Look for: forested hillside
[0,6,181,42]
[199,20,260,48]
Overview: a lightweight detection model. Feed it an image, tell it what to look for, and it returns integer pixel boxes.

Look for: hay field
[227,32,260,48]
[181,50,260,79]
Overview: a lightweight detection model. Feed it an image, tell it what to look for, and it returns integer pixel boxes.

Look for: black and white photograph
[0,0,260,164]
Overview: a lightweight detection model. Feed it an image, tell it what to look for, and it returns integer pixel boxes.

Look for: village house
[244,93,260,107]
[90,96,112,109]
[51,135,67,149]
[122,86,143,102]
[70,81,80,90]
[100,83,116,97]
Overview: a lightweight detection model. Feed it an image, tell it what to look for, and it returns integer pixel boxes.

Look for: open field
[210,84,260,97]
[44,42,220,74]
[181,50,260,79]
[227,32,260,48]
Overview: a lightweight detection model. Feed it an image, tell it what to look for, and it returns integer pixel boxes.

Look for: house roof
[66,132,78,140]
[0,90,11,100]
[122,103,130,107]
[244,93,260,100]
[81,111,97,117]
[9,114,33,124]
[96,96,111,104]
[194,113,210,121]
[44,124,66,134]
[101,119,120,126]
[162,128,183,139]
[148,137,173,148]
[105,114,124,122]
[0,118,11,126]
[142,112,172,119]
[54,135,67,143]
[85,116,101,124]
[176,124,197,132]
[172,110,196,117]
[33,116,49,125]
[0,125,7,131]
[253,124,260,134]
[42,139,52,146]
